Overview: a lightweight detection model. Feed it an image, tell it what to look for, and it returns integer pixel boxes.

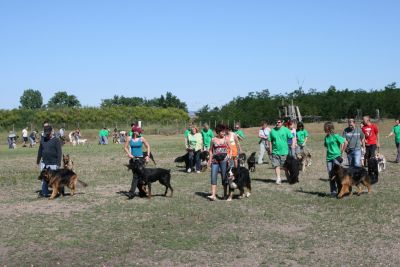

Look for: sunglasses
[276,121,282,124]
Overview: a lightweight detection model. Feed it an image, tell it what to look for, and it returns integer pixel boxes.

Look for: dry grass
[1,121,400,266]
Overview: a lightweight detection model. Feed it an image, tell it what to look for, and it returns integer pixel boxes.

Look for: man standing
[22,127,28,147]
[386,118,400,163]
[268,119,293,184]
[361,116,379,165]
[36,125,62,197]
[201,123,214,151]
[258,121,271,164]
[342,118,365,167]
[233,122,245,142]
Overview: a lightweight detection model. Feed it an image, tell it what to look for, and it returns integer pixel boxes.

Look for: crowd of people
[8,115,400,199]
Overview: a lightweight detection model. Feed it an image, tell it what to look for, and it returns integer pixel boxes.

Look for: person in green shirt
[295,122,309,155]
[386,118,400,163]
[186,126,203,173]
[324,121,348,197]
[201,123,214,151]
[233,122,245,142]
[268,118,293,184]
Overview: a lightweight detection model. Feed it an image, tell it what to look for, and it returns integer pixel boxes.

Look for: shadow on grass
[252,178,289,184]
[319,178,330,182]
[116,190,168,199]
[296,189,332,198]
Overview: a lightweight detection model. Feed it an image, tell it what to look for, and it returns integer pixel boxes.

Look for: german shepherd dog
[63,154,74,171]
[247,152,256,172]
[296,151,312,172]
[227,166,251,201]
[126,158,173,198]
[238,153,247,167]
[38,168,88,199]
[284,155,300,184]
[332,158,379,198]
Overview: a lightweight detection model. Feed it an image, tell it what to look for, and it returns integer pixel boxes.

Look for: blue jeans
[40,163,58,196]
[346,148,362,167]
[326,158,341,194]
[211,160,228,185]
[188,150,201,171]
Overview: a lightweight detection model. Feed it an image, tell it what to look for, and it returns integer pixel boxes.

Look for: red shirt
[362,123,379,145]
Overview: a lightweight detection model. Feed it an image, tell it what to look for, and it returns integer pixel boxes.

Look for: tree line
[195,83,400,127]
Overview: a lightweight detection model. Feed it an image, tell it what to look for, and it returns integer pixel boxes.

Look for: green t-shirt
[392,125,400,143]
[234,129,245,140]
[184,129,191,138]
[268,126,293,155]
[296,129,309,145]
[99,129,105,137]
[201,128,214,148]
[324,134,345,161]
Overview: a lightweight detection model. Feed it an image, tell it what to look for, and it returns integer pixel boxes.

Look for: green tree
[19,89,43,109]
[47,91,81,108]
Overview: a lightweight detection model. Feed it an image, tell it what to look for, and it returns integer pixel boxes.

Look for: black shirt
[36,136,62,166]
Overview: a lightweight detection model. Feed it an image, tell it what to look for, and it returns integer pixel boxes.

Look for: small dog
[38,168,88,199]
[227,166,251,201]
[77,139,88,145]
[375,153,386,173]
[247,152,256,172]
[63,154,74,171]
[284,155,300,184]
[126,158,173,198]
[238,153,247,167]
[332,158,378,199]
[296,151,312,171]
[199,151,210,171]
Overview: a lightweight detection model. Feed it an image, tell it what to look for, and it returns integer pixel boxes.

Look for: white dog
[77,139,88,145]
[375,153,386,173]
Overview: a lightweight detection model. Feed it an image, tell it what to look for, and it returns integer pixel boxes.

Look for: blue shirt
[130,137,143,157]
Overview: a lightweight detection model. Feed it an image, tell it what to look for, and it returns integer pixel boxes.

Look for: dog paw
[245,192,251,198]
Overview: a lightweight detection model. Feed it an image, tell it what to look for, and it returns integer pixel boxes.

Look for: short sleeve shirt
[362,124,379,145]
[268,126,293,155]
[324,134,345,161]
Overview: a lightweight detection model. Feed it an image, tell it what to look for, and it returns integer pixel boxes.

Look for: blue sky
[0,1,399,111]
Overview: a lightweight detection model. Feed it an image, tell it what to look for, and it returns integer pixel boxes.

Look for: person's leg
[396,143,400,163]
[195,150,201,171]
[258,142,266,164]
[347,150,354,167]
[220,160,228,198]
[353,149,362,168]
[188,151,194,172]
[327,160,337,195]
[209,163,219,199]
[128,173,139,199]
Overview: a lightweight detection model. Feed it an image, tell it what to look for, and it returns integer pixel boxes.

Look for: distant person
[99,128,109,145]
[183,123,192,148]
[233,122,245,142]
[124,126,151,199]
[295,122,309,155]
[258,121,271,164]
[201,123,214,151]
[324,122,347,197]
[286,120,297,157]
[268,118,292,184]
[186,125,203,173]
[29,130,37,148]
[342,118,365,167]
[207,124,230,201]
[227,127,241,168]
[361,115,380,165]
[36,124,62,198]
[386,118,400,163]
[22,127,28,147]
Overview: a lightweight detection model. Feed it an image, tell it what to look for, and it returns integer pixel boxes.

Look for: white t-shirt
[22,129,28,138]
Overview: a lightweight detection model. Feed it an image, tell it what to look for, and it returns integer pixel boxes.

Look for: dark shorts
[271,154,287,168]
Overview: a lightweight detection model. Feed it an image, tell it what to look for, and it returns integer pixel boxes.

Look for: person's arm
[124,136,133,158]
[208,138,214,166]
[341,139,348,154]
[387,131,394,138]
[234,134,241,153]
[36,140,43,165]
[141,137,151,161]
[56,138,62,167]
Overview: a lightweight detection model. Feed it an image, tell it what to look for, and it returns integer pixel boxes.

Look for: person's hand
[145,155,149,162]
[377,143,380,148]
[128,154,134,159]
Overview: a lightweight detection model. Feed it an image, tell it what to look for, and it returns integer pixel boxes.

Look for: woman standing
[386,118,400,163]
[324,122,347,197]
[296,122,309,155]
[227,127,241,168]
[207,124,230,201]
[124,126,150,199]
[286,120,297,157]
[186,126,203,173]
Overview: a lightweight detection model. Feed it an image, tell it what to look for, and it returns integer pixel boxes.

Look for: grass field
[1,122,400,266]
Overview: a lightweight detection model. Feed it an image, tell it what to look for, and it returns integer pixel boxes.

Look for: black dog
[247,152,256,172]
[238,153,247,167]
[174,152,189,171]
[126,158,173,198]
[227,166,251,200]
[284,155,300,184]
[199,151,210,171]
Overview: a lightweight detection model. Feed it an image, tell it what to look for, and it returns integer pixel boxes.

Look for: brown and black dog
[63,154,74,170]
[38,168,88,199]
[332,158,379,198]
[296,151,312,172]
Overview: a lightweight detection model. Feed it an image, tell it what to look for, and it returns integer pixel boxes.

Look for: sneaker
[196,170,200,173]
[226,197,232,202]
[127,192,135,199]
[207,195,216,201]
[330,191,337,198]
[187,168,192,173]
[276,178,282,185]
[37,192,49,198]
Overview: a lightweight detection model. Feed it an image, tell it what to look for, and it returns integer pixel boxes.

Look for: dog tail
[77,179,88,187]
